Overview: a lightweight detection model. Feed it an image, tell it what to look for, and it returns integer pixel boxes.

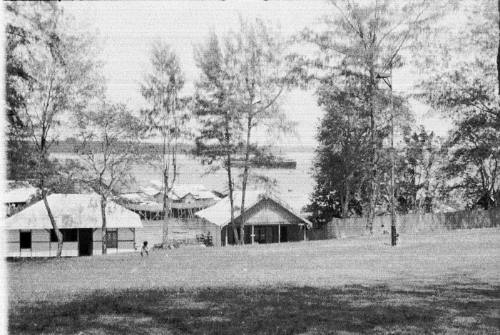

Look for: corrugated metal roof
[195,191,312,228]
[5,194,142,230]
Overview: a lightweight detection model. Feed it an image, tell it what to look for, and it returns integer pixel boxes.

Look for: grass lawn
[8,228,500,334]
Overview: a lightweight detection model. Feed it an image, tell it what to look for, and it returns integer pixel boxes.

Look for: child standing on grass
[141,241,149,257]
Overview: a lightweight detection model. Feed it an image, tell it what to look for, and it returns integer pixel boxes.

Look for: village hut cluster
[4,181,312,258]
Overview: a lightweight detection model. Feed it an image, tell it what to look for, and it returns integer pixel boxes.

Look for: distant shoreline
[48,139,316,155]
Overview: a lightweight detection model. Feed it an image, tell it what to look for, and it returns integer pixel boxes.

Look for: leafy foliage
[75,103,143,254]
[75,103,143,199]
[5,2,104,256]
[6,2,104,187]
[299,0,426,224]
[395,128,442,214]
[441,114,500,209]
[417,0,499,209]
[140,41,191,244]
[193,19,296,243]
[305,73,371,222]
[193,32,243,169]
[193,32,245,244]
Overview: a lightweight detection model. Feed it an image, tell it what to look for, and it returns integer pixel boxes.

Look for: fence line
[311,207,500,240]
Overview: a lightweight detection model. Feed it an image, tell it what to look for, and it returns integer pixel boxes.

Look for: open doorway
[20,231,31,249]
[280,225,288,242]
[78,229,93,256]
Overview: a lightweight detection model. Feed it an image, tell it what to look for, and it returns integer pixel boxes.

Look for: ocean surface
[54,152,316,213]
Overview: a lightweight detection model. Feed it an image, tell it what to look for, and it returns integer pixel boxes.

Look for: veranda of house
[196,191,312,246]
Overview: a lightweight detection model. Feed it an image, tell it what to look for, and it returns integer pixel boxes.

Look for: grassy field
[8,228,500,334]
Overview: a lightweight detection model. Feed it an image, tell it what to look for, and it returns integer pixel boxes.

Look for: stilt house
[121,184,220,246]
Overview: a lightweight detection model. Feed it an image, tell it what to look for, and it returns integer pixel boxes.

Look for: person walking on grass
[141,241,149,257]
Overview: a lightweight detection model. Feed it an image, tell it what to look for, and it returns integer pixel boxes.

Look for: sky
[61,1,452,147]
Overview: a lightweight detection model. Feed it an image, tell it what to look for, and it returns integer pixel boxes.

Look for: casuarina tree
[297,0,446,231]
[194,19,296,244]
[223,18,296,243]
[141,42,191,245]
[193,32,245,244]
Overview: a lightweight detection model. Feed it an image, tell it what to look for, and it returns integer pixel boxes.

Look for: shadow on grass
[10,284,500,334]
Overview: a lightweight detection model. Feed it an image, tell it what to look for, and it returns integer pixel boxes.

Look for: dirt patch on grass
[9,283,500,334]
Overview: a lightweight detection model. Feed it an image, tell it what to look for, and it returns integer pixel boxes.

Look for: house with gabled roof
[196,191,312,246]
[5,193,142,257]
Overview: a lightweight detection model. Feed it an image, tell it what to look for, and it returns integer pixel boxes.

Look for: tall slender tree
[305,66,411,223]
[298,0,444,231]
[305,71,371,222]
[194,21,295,244]
[225,18,296,243]
[141,42,190,245]
[193,32,244,244]
[75,102,142,254]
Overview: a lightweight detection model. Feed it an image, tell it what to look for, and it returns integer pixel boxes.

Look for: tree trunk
[100,196,107,255]
[343,113,352,219]
[42,192,63,257]
[341,182,351,218]
[367,66,377,233]
[162,172,170,247]
[239,115,253,245]
[161,100,169,246]
[224,110,239,245]
[497,0,500,96]
[227,159,239,245]
[415,168,420,213]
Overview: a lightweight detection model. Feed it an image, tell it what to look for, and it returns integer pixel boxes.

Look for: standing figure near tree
[141,241,149,257]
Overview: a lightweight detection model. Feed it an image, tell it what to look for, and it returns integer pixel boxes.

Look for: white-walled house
[196,191,313,246]
[5,194,142,257]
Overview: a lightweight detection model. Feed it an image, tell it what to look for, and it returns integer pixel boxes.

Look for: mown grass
[9,284,500,334]
[8,228,500,334]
